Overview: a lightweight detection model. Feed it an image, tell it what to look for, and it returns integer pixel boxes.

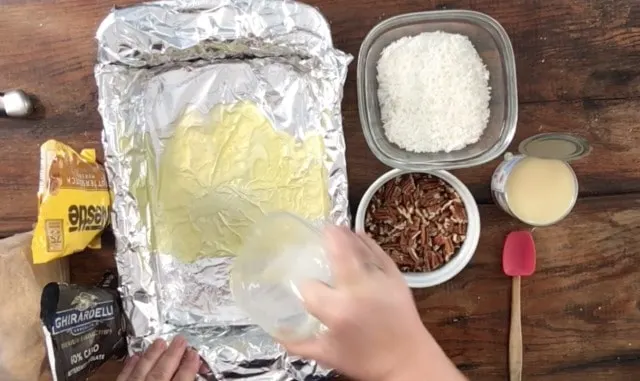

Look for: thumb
[280,337,325,362]
[299,279,339,324]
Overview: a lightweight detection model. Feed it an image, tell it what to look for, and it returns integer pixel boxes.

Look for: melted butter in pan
[150,101,329,262]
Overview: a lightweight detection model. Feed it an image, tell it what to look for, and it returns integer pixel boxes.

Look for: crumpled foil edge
[95,0,352,380]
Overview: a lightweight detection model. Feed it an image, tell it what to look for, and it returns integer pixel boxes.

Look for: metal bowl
[357,10,518,170]
[355,169,481,288]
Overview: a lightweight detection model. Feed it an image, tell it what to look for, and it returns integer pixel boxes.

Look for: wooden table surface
[2,0,640,380]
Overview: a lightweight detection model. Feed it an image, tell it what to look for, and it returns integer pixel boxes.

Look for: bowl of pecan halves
[355,169,480,288]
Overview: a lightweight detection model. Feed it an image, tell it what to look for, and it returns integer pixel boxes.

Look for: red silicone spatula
[503,231,536,381]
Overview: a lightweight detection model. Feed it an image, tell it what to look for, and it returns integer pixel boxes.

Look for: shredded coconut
[377,31,491,153]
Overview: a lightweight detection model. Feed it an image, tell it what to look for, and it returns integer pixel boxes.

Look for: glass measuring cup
[231,212,332,341]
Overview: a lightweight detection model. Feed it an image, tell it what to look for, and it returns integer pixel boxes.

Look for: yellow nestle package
[32,140,111,264]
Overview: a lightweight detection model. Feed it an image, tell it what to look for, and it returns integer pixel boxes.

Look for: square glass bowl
[357,10,518,170]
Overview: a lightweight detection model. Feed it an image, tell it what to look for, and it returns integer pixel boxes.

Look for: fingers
[356,232,398,273]
[325,226,395,281]
[280,281,338,363]
[198,361,212,376]
[116,355,139,381]
[280,337,325,361]
[146,336,189,380]
[128,339,167,381]
[281,335,337,370]
[299,279,339,323]
[171,349,201,381]
[325,225,376,284]
[117,337,201,381]
[324,226,363,283]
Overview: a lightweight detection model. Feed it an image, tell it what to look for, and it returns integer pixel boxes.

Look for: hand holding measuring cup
[232,214,467,381]
[281,226,467,381]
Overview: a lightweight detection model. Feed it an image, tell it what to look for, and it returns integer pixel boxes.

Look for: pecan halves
[364,173,470,273]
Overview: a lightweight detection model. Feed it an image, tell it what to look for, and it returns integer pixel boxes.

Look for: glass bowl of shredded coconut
[357,10,518,170]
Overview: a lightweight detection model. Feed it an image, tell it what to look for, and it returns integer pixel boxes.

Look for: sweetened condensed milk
[492,155,578,226]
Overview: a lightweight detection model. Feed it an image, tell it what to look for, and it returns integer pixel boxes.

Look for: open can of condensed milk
[491,133,590,226]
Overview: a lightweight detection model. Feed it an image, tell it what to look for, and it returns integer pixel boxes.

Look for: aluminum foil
[94,0,351,379]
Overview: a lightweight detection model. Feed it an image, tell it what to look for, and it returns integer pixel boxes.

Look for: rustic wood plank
[2,0,640,104]
[416,193,640,380]
[2,97,639,236]
[2,1,640,235]
[322,0,640,102]
[2,0,639,380]
[345,97,640,213]
[79,194,640,380]
[68,232,116,285]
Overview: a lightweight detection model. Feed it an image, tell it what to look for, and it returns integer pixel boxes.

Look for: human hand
[116,337,201,381]
[280,226,466,381]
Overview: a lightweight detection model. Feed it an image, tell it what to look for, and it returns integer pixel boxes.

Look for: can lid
[518,133,590,161]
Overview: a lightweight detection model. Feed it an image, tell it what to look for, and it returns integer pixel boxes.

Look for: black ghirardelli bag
[40,273,127,381]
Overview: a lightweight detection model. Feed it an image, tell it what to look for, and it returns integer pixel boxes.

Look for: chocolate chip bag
[32,140,111,264]
[40,273,127,381]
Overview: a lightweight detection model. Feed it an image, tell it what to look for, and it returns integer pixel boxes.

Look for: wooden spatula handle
[510,276,523,381]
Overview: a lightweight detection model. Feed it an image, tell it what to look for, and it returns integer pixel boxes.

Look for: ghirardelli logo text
[53,293,115,336]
